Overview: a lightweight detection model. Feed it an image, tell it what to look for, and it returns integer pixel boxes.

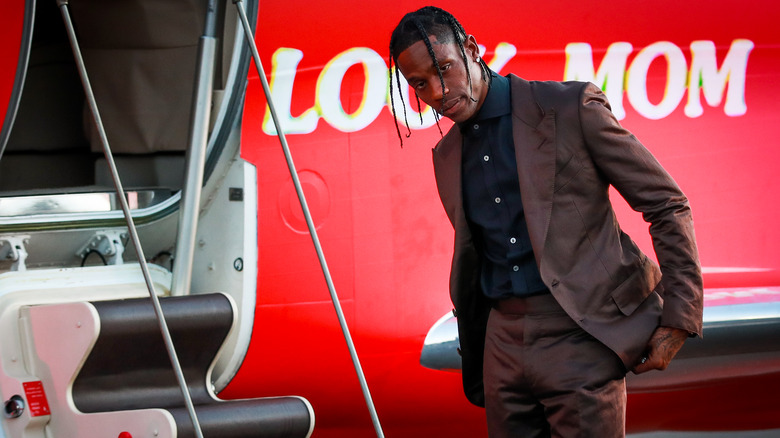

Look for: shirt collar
[473,71,510,121]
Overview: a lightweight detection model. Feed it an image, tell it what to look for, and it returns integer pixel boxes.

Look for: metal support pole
[233,1,385,437]
[57,1,204,437]
[171,0,219,298]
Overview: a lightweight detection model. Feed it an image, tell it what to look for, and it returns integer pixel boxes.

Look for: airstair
[0,0,319,436]
[0,265,314,438]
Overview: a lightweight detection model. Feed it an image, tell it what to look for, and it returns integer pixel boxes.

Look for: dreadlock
[389,6,490,146]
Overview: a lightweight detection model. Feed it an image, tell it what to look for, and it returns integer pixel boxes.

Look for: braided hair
[389,6,490,146]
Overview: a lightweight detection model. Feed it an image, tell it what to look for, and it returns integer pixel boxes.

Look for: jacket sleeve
[576,82,703,336]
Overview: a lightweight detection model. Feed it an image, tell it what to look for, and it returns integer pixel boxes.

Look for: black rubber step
[169,398,313,438]
[71,293,312,437]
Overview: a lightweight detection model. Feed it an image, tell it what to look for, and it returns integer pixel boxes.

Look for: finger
[631,355,652,374]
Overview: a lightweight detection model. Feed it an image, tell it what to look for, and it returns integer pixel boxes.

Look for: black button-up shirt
[460,73,547,299]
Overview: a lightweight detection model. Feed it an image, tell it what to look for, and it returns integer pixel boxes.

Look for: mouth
[439,97,461,117]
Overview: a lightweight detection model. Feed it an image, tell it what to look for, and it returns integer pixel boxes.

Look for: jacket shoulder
[523,77,592,106]
[507,74,597,122]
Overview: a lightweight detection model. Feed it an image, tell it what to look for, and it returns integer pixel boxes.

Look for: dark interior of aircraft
[0,0,237,203]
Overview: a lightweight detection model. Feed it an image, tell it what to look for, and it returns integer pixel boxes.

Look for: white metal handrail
[56,1,205,437]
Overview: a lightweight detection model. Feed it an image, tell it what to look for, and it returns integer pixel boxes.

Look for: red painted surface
[3,0,774,436]
[628,373,780,432]
[225,1,780,435]
[0,1,24,127]
[220,0,780,435]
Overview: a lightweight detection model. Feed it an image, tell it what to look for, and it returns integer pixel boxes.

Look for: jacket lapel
[509,75,557,268]
[432,128,464,228]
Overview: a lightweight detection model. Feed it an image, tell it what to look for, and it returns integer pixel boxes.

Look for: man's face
[396,34,487,124]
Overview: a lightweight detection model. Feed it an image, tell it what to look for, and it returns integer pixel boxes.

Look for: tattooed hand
[631,326,689,374]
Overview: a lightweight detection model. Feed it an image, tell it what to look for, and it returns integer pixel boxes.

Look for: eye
[441,63,451,72]
[414,80,426,90]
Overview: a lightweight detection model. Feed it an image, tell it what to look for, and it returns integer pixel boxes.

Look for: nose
[432,81,449,101]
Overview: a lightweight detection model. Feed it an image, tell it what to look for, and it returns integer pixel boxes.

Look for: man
[389,6,703,437]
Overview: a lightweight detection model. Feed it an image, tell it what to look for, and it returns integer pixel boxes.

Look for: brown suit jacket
[431,75,703,407]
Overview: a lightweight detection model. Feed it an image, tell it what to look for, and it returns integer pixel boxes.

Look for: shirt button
[512,265,520,272]
[483,155,490,162]
[473,124,480,130]
[494,197,501,204]
[510,237,517,244]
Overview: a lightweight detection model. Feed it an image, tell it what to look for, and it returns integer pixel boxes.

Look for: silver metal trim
[0,192,181,231]
[420,311,461,372]
[171,34,216,298]
[0,190,173,217]
[420,298,780,376]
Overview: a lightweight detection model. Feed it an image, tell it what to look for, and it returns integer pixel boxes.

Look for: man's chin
[439,98,462,121]
[443,99,478,123]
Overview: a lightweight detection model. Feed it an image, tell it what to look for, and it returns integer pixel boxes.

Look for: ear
[464,35,481,61]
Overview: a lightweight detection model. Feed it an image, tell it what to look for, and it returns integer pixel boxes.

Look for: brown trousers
[483,293,627,438]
